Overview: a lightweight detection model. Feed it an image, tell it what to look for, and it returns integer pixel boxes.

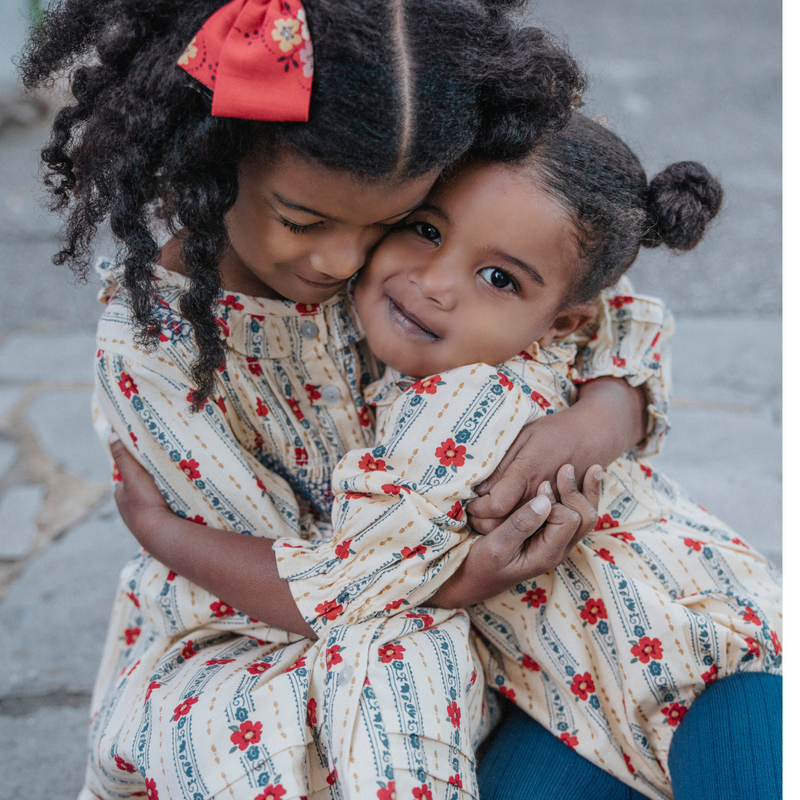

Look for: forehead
[242,149,439,225]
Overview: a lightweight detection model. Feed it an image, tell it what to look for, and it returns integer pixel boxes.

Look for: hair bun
[641,161,723,251]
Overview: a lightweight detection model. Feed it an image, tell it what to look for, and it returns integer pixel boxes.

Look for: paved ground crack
[0,691,91,717]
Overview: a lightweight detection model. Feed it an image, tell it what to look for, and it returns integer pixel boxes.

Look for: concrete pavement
[0,1,781,797]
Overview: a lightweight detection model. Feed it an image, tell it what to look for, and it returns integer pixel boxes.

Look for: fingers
[555,464,601,548]
[468,460,535,532]
[108,433,165,506]
[488,493,552,554]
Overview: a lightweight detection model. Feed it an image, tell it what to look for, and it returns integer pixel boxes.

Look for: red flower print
[382,483,410,495]
[181,640,197,660]
[447,501,464,521]
[745,637,761,657]
[326,645,344,670]
[358,404,371,427]
[247,662,272,675]
[377,782,397,800]
[327,769,338,786]
[145,777,159,799]
[286,397,305,421]
[702,664,719,685]
[179,459,201,480]
[205,658,234,665]
[215,395,227,413]
[385,599,407,611]
[97,348,104,357]
[210,600,236,618]
[253,432,264,450]
[611,355,626,368]
[521,587,547,608]
[345,491,370,499]
[256,397,269,417]
[255,784,286,800]
[521,654,540,671]
[145,681,161,702]
[530,391,551,410]
[126,591,140,608]
[580,598,608,625]
[497,373,514,390]
[771,630,782,655]
[498,686,516,702]
[595,548,615,564]
[335,539,354,559]
[219,294,243,310]
[359,453,387,472]
[412,786,433,800]
[129,432,138,449]
[186,389,208,410]
[661,702,687,727]
[560,732,578,749]
[435,438,467,468]
[306,698,317,727]
[411,375,442,395]
[448,775,463,788]
[446,701,461,729]
[112,462,122,483]
[640,464,653,478]
[731,537,749,548]
[229,720,262,751]
[608,295,634,309]
[315,600,344,622]
[114,754,136,773]
[295,303,319,315]
[684,538,704,552]
[118,372,139,399]
[743,606,762,626]
[124,627,141,646]
[630,636,664,664]
[400,544,427,559]
[570,672,595,701]
[611,531,635,542]
[246,357,263,376]
[166,570,177,581]
[378,643,406,663]
[295,446,309,466]
[187,515,206,525]
[624,754,635,774]
[172,696,198,721]
[305,383,322,402]
[594,514,619,531]
[215,317,231,338]
[285,656,307,673]
[256,477,267,494]
[406,611,434,629]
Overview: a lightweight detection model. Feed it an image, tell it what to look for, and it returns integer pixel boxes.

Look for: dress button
[321,385,341,405]
[300,320,319,339]
[338,664,354,686]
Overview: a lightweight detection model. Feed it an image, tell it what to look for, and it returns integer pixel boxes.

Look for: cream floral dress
[82,264,672,800]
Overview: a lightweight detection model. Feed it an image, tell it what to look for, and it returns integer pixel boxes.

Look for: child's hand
[430,464,602,609]
[109,433,172,550]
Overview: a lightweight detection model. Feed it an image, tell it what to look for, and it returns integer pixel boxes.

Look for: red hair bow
[177,0,313,122]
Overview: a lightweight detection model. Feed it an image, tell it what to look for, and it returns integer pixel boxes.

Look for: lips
[296,274,348,290]
[386,297,439,340]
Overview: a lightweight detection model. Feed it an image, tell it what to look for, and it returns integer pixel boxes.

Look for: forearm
[139,516,316,639]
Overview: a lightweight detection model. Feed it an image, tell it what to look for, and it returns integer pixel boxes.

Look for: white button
[321,385,341,405]
[337,664,354,686]
[300,320,319,339]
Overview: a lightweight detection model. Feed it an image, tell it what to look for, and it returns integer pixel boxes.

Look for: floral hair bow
[178,0,313,122]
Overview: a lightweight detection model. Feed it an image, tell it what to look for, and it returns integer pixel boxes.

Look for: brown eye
[479,267,516,291]
[412,221,441,245]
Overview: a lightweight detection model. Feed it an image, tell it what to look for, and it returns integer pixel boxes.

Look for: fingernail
[591,465,603,481]
[541,480,552,496]
[531,496,550,514]
[566,465,575,481]
[109,432,121,445]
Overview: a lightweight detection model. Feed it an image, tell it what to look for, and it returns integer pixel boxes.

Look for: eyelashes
[277,215,321,235]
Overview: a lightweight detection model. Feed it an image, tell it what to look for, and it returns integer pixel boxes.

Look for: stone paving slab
[0,485,44,559]
[27,388,108,483]
[0,331,96,384]
[0,440,16,478]
[0,500,137,699]
[0,386,24,421]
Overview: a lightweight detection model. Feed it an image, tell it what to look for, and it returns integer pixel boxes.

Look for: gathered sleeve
[274,362,557,636]
[569,277,674,456]
[94,346,310,644]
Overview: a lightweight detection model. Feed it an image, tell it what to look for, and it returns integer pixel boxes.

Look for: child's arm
[468,282,671,533]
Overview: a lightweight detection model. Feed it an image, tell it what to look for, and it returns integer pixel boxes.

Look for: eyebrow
[272,193,425,225]
[488,249,546,286]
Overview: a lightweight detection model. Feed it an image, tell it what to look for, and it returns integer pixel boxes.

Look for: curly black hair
[520,113,723,304]
[20,0,585,408]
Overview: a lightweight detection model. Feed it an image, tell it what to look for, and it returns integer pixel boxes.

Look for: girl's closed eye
[478,266,519,293]
[278,215,323,235]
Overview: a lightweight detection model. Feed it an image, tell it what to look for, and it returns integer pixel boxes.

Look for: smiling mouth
[297,274,348,289]
[387,297,440,341]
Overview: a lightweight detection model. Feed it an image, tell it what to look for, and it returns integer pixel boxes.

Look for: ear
[538,302,596,346]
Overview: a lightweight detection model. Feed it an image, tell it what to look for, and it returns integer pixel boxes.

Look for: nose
[310,229,379,281]
[408,252,459,310]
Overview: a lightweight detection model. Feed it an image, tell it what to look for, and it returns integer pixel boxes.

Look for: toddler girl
[117,113,781,800]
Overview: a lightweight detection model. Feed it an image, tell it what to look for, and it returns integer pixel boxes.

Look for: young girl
[114,112,781,800]
[23,1,674,797]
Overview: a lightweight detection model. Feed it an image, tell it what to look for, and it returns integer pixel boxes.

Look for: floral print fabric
[81,263,674,799]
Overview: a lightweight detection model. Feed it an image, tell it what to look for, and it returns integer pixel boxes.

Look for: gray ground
[0,1,781,797]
